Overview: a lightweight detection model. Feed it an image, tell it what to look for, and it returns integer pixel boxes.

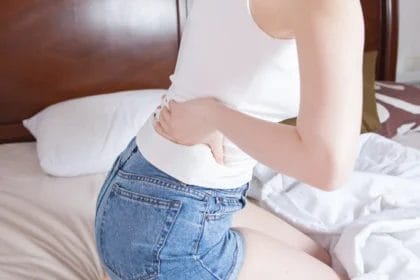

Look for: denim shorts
[94,136,250,280]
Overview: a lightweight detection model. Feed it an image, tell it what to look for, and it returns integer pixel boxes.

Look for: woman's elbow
[318,169,350,191]
[310,152,355,192]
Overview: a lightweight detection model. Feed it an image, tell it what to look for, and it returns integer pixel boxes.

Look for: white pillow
[23,89,166,177]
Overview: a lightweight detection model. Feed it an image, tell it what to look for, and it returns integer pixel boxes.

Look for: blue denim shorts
[94,136,250,280]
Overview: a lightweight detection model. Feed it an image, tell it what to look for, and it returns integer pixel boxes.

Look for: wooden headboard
[363,0,399,81]
[0,0,399,144]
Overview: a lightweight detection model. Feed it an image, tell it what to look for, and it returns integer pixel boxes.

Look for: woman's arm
[157,0,364,191]
[210,0,364,190]
[214,0,364,189]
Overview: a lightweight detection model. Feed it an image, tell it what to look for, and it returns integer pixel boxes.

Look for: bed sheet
[392,131,420,151]
[0,142,107,280]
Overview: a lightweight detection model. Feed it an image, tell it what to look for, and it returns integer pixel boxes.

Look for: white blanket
[249,132,420,280]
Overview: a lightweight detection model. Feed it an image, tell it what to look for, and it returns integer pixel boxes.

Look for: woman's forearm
[209,103,346,191]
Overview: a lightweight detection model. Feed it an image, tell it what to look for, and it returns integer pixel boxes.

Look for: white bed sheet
[392,131,420,151]
[0,142,107,280]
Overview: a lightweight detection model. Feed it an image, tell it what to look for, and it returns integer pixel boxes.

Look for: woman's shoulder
[288,0,364,44]
[272,0,363,41]
[289,0,363,23]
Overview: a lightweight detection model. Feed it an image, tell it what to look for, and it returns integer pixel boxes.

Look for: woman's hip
[94,136,250,279]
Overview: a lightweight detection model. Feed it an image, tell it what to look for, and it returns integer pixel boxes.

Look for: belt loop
[243,181,251,197]
[119,136,137,167]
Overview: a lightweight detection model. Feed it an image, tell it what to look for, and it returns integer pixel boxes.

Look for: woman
[95,0,364,279]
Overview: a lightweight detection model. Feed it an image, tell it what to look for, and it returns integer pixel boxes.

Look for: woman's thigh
[233,227,342,280]
[232,199,331,265]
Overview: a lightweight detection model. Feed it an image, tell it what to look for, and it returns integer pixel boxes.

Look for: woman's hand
[153,96,226,165]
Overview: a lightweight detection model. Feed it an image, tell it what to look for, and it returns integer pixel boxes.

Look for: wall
[396,0,420,83]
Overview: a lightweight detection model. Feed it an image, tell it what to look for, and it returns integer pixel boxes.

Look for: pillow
[23,89,165,177]
[374,81,420,138]
[278,51,381,134]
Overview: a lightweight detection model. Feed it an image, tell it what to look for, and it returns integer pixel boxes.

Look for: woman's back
[135,0,301,188]
[97,1,364,279]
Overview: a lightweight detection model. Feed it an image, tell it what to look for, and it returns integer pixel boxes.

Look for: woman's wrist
[206,98,226,131]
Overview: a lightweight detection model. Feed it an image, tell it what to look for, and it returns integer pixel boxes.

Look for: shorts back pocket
[98,183,181,280]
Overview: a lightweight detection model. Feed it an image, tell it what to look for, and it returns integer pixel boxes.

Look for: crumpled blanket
[249,132,420,280]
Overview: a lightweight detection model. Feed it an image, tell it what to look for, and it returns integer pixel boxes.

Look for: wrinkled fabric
[250,132,420,280]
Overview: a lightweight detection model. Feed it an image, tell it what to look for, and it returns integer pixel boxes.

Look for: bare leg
[234,227,343,280]
[232,199,332,265]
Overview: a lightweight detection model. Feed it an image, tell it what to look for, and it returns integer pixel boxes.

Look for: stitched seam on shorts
[155,203,182,277]
[197,258,223,280]
[228,230,246,280]
[194,213,239,280]
[225,233,240,280]
[192,197,210,255]
[99,192,125,279]
[117,170,208,200]
[112,183,181,208]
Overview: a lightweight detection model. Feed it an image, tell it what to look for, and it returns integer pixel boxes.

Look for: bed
[1,0,419,279]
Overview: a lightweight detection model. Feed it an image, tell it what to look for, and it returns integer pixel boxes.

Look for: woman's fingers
[156,116,225,164]
[159,107,171,124]
[157,108,174,138]
[154,120,178,143]
[206,132,225,165]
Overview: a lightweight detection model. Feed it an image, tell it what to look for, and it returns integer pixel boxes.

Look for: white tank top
[136,0,301,189]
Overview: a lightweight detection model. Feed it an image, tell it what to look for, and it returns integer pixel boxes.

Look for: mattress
[0,133,419,279]
[0,142,107,280]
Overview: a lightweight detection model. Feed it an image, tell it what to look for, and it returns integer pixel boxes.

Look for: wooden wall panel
[0,0,184,143]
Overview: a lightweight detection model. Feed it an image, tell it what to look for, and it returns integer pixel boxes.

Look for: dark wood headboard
[0,0,399,144]
[363,0,399,81]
